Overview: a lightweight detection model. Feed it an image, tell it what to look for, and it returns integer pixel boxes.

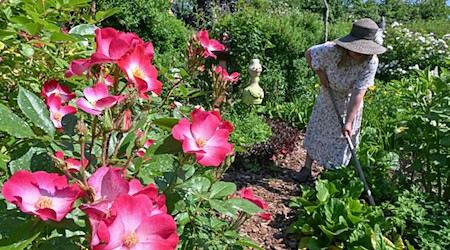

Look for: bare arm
[343,88,367,136]
[305,48,329,87]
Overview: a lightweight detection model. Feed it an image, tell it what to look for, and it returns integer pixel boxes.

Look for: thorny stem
[102,132,111,167]
[79,137,88,186]
[88,116,99,167]
[122,150,136,171]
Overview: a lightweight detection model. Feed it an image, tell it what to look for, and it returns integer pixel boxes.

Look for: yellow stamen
[196,137,207,147]
[35,196,53,209]
[53,112,62,121]
[123,232,138,248]
[132,67,144,79]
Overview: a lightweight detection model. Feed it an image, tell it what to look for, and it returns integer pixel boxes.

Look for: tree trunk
[323,0,329,42]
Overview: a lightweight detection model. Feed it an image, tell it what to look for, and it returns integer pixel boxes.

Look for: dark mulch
[223,120,323,250]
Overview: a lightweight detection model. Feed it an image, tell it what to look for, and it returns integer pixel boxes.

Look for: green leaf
[152,118,180,130]
[50,32,79,42]
[179,177,211,194]
[0,103,34,138]
[209,181,236,199]
[209,200,237,217]
[227,198,263,215]
[316,181,330,204]
[22,23,41,36]
[154,135,182,155]
[236,239,265,250]
[0,30,17,40]
[0,219,44,250]
[20,44,34,57]
[95,8,121,21]
[18,87,55,137]
[69,24,97,36]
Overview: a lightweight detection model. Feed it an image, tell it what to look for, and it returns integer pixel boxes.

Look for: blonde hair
[337,45,371,68]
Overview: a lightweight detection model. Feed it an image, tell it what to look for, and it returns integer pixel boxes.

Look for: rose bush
[0,22,269,250]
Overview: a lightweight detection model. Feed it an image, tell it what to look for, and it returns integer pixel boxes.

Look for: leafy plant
[290,167,404,250]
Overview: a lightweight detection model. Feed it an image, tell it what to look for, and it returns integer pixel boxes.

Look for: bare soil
[223,125,323,250]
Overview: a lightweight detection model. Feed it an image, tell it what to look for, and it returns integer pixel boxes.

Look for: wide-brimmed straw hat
[335,18,387,55]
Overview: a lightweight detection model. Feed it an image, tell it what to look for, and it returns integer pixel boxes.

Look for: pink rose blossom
[1,170,81,221]
[80,167,168,247]
[91,28,154,64]
[172,108,233,166]
[41,79,76,102]
[118,45,162,99]
[47,94,77,129]
[240,187,271,221]
[94,194,178,250]
[75,83,119,115]
[197,30,225,59]
[65,58,91,78]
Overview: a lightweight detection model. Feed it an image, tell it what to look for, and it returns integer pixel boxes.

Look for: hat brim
[335,34,387,55]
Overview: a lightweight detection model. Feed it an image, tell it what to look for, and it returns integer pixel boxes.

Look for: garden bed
[224,120,323,249]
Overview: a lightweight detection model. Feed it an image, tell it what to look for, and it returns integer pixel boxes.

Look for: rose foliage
[0,19,270,250]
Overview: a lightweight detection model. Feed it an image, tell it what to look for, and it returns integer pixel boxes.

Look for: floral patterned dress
[303,42,379,168]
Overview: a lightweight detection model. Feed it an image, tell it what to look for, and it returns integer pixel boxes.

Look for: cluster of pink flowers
[1,26,251,249]
[41,80,77,129]
[80,167,178,249]
[65,28,161,100]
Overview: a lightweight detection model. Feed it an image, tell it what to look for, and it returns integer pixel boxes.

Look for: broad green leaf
[0,219,44,250]
[179,177,210,194]
[0,31,17,40]
[227,198,263,214]
[69,24,97,36]
[50,32,79,42]
[20,44,34,57]
[209,200,237,217]
[152,118,180,130]
[209,181,236,199]
[18,87,55,137]
[316,181,330,203]
[0,103,34,138]
[95,8,121,21]
[236,239,265,250]
[8,143,54,174]
[154,135,182,155]
[22,23,41,36]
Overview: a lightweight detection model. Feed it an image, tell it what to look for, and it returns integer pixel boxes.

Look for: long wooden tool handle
[326,86,376,206]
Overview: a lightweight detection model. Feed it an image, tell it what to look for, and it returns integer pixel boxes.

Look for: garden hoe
[326,86,376,206]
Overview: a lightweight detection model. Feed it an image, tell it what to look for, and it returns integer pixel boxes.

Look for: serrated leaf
[154,135,182,155]
[22,23,41,36]
[0,103,34,138]
[226,198,263,214]
[95,8,121,21]
[69,24,97,36]
[209,200,237,217]
[18,87,55,137]
[152,118,180,130]
[209,181,236,199]
[50,32,79,42]
[179,177,211,194]
[0,219,44,250]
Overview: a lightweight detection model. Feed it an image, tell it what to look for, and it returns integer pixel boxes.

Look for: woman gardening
[296,18,387,182]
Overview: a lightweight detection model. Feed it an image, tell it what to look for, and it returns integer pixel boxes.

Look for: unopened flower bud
[76,121,88,135]
[103,108,114,132]
[134,130,148,148]
[115,109,132,133]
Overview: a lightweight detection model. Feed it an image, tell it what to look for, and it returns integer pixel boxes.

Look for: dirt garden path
[223,123,323,250]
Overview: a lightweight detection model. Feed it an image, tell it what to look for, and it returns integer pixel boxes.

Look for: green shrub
[212,4,323,103]
[225,104,272,147]
[383,187,450,250]
[97,0,190,68]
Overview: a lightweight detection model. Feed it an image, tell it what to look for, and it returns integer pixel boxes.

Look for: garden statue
[242,59,264,105]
